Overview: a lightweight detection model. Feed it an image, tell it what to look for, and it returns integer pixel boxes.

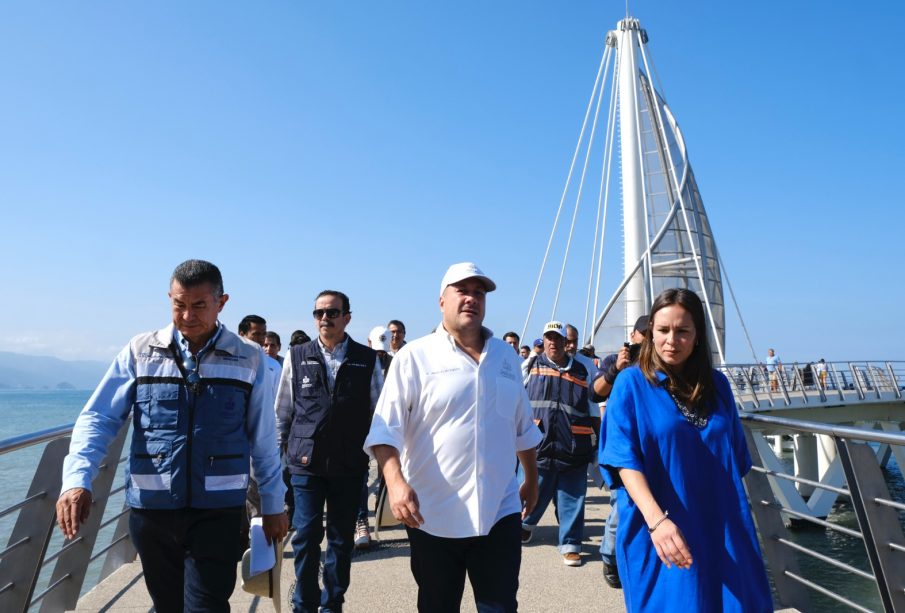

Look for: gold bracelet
[648,510,669,534]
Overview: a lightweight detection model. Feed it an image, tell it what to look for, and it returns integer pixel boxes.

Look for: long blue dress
[599,367,772,612]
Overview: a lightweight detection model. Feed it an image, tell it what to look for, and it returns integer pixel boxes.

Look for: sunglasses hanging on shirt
[170,342,204,395]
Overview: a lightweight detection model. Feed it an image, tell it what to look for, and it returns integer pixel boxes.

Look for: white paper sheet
[249,517,276,575]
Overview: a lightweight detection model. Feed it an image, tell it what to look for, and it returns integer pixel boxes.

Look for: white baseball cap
[542,320,566,338]
[368,326,391,352]
[440,262,497,295]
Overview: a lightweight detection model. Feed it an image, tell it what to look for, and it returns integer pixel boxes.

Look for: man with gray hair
[366,262,541,612]
[56,259,287,612]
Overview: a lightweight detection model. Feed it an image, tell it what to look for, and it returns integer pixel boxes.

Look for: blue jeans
[129,507,242,613]
[290,474,363,613]
[600,489,619,565]
[522,465,587,553]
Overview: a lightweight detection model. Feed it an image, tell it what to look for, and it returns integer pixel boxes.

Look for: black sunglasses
[312,308,347,319]
[184,355,203,394]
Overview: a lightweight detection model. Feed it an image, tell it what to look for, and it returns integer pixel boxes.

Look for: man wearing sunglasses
[275,290,383,613]
[56,259,288,612]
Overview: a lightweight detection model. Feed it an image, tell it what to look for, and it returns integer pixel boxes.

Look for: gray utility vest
[126,324,262,510]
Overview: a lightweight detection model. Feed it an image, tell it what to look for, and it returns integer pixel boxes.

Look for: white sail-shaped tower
[523,17,738,365]
[598,18,726,361]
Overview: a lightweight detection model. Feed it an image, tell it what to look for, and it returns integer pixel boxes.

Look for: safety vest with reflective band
[287,338,377,477]
[525,354,596,471]
[126,324,260,510]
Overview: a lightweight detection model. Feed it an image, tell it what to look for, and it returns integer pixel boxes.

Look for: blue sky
[1,1,903,365]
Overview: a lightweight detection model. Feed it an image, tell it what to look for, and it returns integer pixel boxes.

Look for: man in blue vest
[56,259,288,612]
[275,290,383,613]
[521,320,597,567]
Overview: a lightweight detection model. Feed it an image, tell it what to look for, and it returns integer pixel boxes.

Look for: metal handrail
[0,421,133,612]
[0,424,74,456]
[741,411,905,612]
[742,412,905,445]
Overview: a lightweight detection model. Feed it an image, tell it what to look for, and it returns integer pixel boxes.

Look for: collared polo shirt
[364,326,542,538]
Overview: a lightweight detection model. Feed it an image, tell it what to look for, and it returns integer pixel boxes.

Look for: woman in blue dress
[599,288,772,612]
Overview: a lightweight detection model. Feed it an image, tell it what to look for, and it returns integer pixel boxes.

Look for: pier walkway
[75,480,627,612]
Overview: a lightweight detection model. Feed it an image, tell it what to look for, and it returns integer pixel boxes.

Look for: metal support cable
[714,245,759,363]
[628,33,655,306]
[521,44,610,342]
[587,54,621,342]
[552,46,612,318]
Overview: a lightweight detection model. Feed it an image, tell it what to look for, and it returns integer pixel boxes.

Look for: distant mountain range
[0,351,108,390]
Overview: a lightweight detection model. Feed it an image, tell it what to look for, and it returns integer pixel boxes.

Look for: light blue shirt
[62,322,287,515]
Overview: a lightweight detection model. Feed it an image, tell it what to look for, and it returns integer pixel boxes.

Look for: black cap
[633,315,649,333]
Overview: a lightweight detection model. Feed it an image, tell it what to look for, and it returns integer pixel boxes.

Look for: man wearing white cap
[365,262,542,613]
[521,320,596,567]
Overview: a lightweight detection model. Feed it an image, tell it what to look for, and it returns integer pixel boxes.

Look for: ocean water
[1,390,903,610]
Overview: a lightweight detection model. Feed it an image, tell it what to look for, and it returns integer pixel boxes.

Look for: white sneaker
[354,518,371,549]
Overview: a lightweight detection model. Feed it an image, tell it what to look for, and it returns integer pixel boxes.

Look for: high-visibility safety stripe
[529,367,588,388]
[131,473,171,491]
[571,426,595,435]
[136,364,183,379]
[205,474,249,491]
[530,399,589,418]
[198,364,257,385]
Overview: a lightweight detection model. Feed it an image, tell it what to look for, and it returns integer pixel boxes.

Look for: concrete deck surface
[76,482,626,612]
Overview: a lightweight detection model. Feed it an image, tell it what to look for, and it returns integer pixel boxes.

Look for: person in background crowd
[264,331,283,365]
[503,331,520,354]
[591,314,648,590]
[56,260,287,611]
[352,325,394,550]
[289,329,311,347]
[532,338,544,355]
[815,358,828,389]
[366,262,541,613]
[521,320,596,567]
[599,288,772,612]
[519,345,531,359]
[766,348,781,392]
[238,314,282,550]
[387,319,407,356]
[276,291,383,613]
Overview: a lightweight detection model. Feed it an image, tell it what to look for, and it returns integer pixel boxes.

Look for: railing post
[865,363,883,399]
[0,437,70,613]
[740,367,762,408]
[777,365,792,405]
[741,426,811,611]
[835,437,905,612]
[791,364,809,403]
[885,362,902,400]
[849,362,866,401]
[829,363,846,401]
[38,422,129,613]
[97,501,136,584]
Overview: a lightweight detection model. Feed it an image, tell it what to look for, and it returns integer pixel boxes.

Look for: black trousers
[405,513,521,613]
[129,507,243,613]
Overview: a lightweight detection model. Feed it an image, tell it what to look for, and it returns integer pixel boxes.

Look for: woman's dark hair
[638,288,715,414]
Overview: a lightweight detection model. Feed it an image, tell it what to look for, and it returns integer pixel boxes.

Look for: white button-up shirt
[364,326,542,538]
